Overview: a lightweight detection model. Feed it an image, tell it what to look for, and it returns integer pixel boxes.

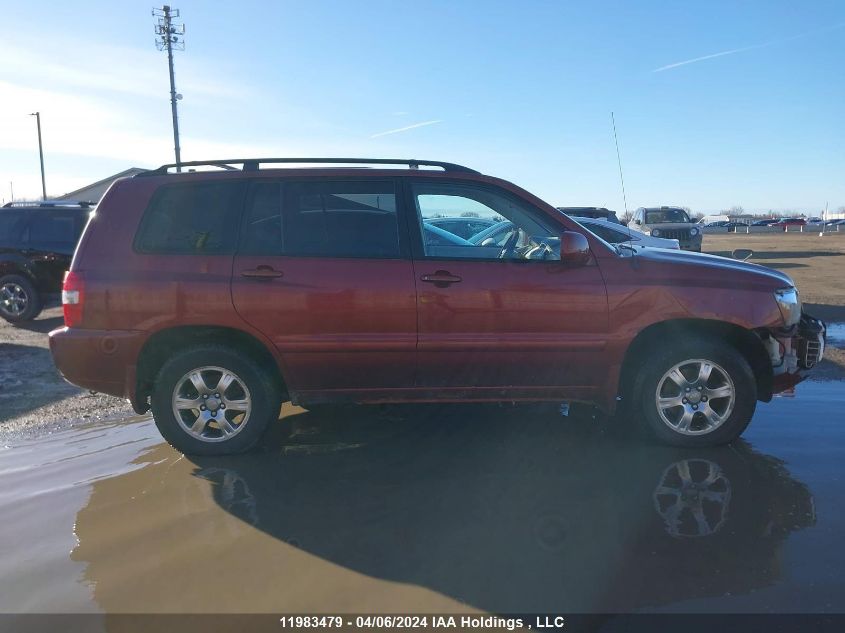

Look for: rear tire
[150,345,282,455]
[631,338,756,447]
[0,274,42,323]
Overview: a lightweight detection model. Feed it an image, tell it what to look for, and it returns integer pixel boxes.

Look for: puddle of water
[1,394,844,614]
[825,322,845,346]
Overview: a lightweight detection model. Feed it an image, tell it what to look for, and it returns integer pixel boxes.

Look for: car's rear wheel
[0,274,42,323]
[150,345,282,455]
[632,339,756,447]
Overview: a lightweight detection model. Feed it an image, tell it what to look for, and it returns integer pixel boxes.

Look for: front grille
[658,228,692,241]
[796,336,822,369]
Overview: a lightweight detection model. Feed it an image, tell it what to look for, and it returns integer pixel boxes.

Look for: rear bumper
[49,326,145,409]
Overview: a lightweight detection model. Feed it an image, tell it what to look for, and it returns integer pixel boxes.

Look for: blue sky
[1,0,843,214]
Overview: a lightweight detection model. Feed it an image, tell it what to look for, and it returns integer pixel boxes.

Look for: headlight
[651,229,662,237]
[774,287,801,326]
[690,227,699,236]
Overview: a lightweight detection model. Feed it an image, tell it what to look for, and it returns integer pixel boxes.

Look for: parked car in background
[425,216,498,240]
[470,217,679,250]
[423,222,475,246]
[776,218,807,229]
[557,206,622,224]
[49,157,823,455]
[705,221,745,231]
[752,219,779,226]
[805,217,824,228]
[628,206,702,251]
[0,201,93,323]
[574,218,680,249]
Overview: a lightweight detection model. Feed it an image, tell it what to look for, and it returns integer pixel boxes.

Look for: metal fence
[700,224,844,235]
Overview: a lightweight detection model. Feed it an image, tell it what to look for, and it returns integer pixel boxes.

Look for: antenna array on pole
[152,6,185,171]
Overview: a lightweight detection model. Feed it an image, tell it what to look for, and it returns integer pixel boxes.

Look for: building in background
[54,168,147,203]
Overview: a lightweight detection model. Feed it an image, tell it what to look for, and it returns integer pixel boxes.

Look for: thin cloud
[370,119,441,138]
[652,22,845,73]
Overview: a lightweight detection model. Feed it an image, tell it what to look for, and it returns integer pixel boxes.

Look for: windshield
[645,208,690,224]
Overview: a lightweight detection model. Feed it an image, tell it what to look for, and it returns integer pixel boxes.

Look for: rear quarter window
[134,181,245,254]
[0,211,27,247]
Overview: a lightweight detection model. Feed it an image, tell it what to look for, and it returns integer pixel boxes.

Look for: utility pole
[29,112,47,200]
[153,6,185,171]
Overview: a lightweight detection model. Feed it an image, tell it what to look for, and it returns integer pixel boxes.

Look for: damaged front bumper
[762,312,826,394]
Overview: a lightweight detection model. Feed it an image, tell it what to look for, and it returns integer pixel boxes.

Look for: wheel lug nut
[697,386,703,391]
[220,404,226,409]
[215,393,220,398]
[692,405,698,410]
[702,396,707,402]
[200,405,206,411]
[685,387,691,392]
[682,398,688,403]
[202,394,208,399]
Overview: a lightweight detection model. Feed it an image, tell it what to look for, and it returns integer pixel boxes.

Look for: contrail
[652,22,845,73]
[370,119,441,138]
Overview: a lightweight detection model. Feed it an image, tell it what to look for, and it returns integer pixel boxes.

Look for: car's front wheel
[150,345,282,455]
[0,274,42,323]
[631,339,757,447]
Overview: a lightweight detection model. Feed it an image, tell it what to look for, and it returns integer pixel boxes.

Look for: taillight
[62,271,84,328]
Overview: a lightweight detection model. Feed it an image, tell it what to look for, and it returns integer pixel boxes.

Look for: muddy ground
[1,231,843,436]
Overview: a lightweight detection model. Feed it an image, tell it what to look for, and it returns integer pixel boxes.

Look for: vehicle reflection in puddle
[2,384,843,615]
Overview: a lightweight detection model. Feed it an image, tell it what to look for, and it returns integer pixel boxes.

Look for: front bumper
[765,312,826,395]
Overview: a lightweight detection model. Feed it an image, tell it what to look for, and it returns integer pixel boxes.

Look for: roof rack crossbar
[140,158,479,175]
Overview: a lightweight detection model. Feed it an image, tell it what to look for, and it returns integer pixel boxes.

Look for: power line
[153,5,185,172]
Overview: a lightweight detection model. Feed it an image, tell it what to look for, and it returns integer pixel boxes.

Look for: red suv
[49,158,825,455]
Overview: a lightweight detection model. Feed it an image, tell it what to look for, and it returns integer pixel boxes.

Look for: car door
[406,179,610,398]
[231,178,417,396]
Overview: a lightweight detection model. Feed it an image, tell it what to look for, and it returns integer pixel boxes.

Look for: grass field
[705,231,845,319]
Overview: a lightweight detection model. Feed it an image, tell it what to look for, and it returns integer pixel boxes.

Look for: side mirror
[635,219,642,225]
[560,231,591,266]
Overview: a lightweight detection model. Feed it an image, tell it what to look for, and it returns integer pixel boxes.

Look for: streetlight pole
[29,112,47,200]
[153,6,185,172]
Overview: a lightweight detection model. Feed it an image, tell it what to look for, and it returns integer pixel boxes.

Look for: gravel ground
[0,304,132,438]
[1,234,842,437]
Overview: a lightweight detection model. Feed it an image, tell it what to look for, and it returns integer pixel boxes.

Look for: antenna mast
[611,112,629,217]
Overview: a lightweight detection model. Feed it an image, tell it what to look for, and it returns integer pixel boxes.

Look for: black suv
[0,201,93,323]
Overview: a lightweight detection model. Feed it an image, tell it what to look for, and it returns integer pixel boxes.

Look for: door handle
[420,270,462,287]
[241,265,284,280]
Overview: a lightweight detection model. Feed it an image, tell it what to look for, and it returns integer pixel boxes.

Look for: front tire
[0,274,42,323]
[150,345,282,455]
[631,339,756,447]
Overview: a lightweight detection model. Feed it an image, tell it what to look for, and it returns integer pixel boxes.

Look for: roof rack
[140,158,480,175]
[2,200,96,209]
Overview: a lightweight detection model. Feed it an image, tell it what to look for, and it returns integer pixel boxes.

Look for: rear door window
[239,180,402,258]
[28,210,89,253]
[135,181,245,254]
